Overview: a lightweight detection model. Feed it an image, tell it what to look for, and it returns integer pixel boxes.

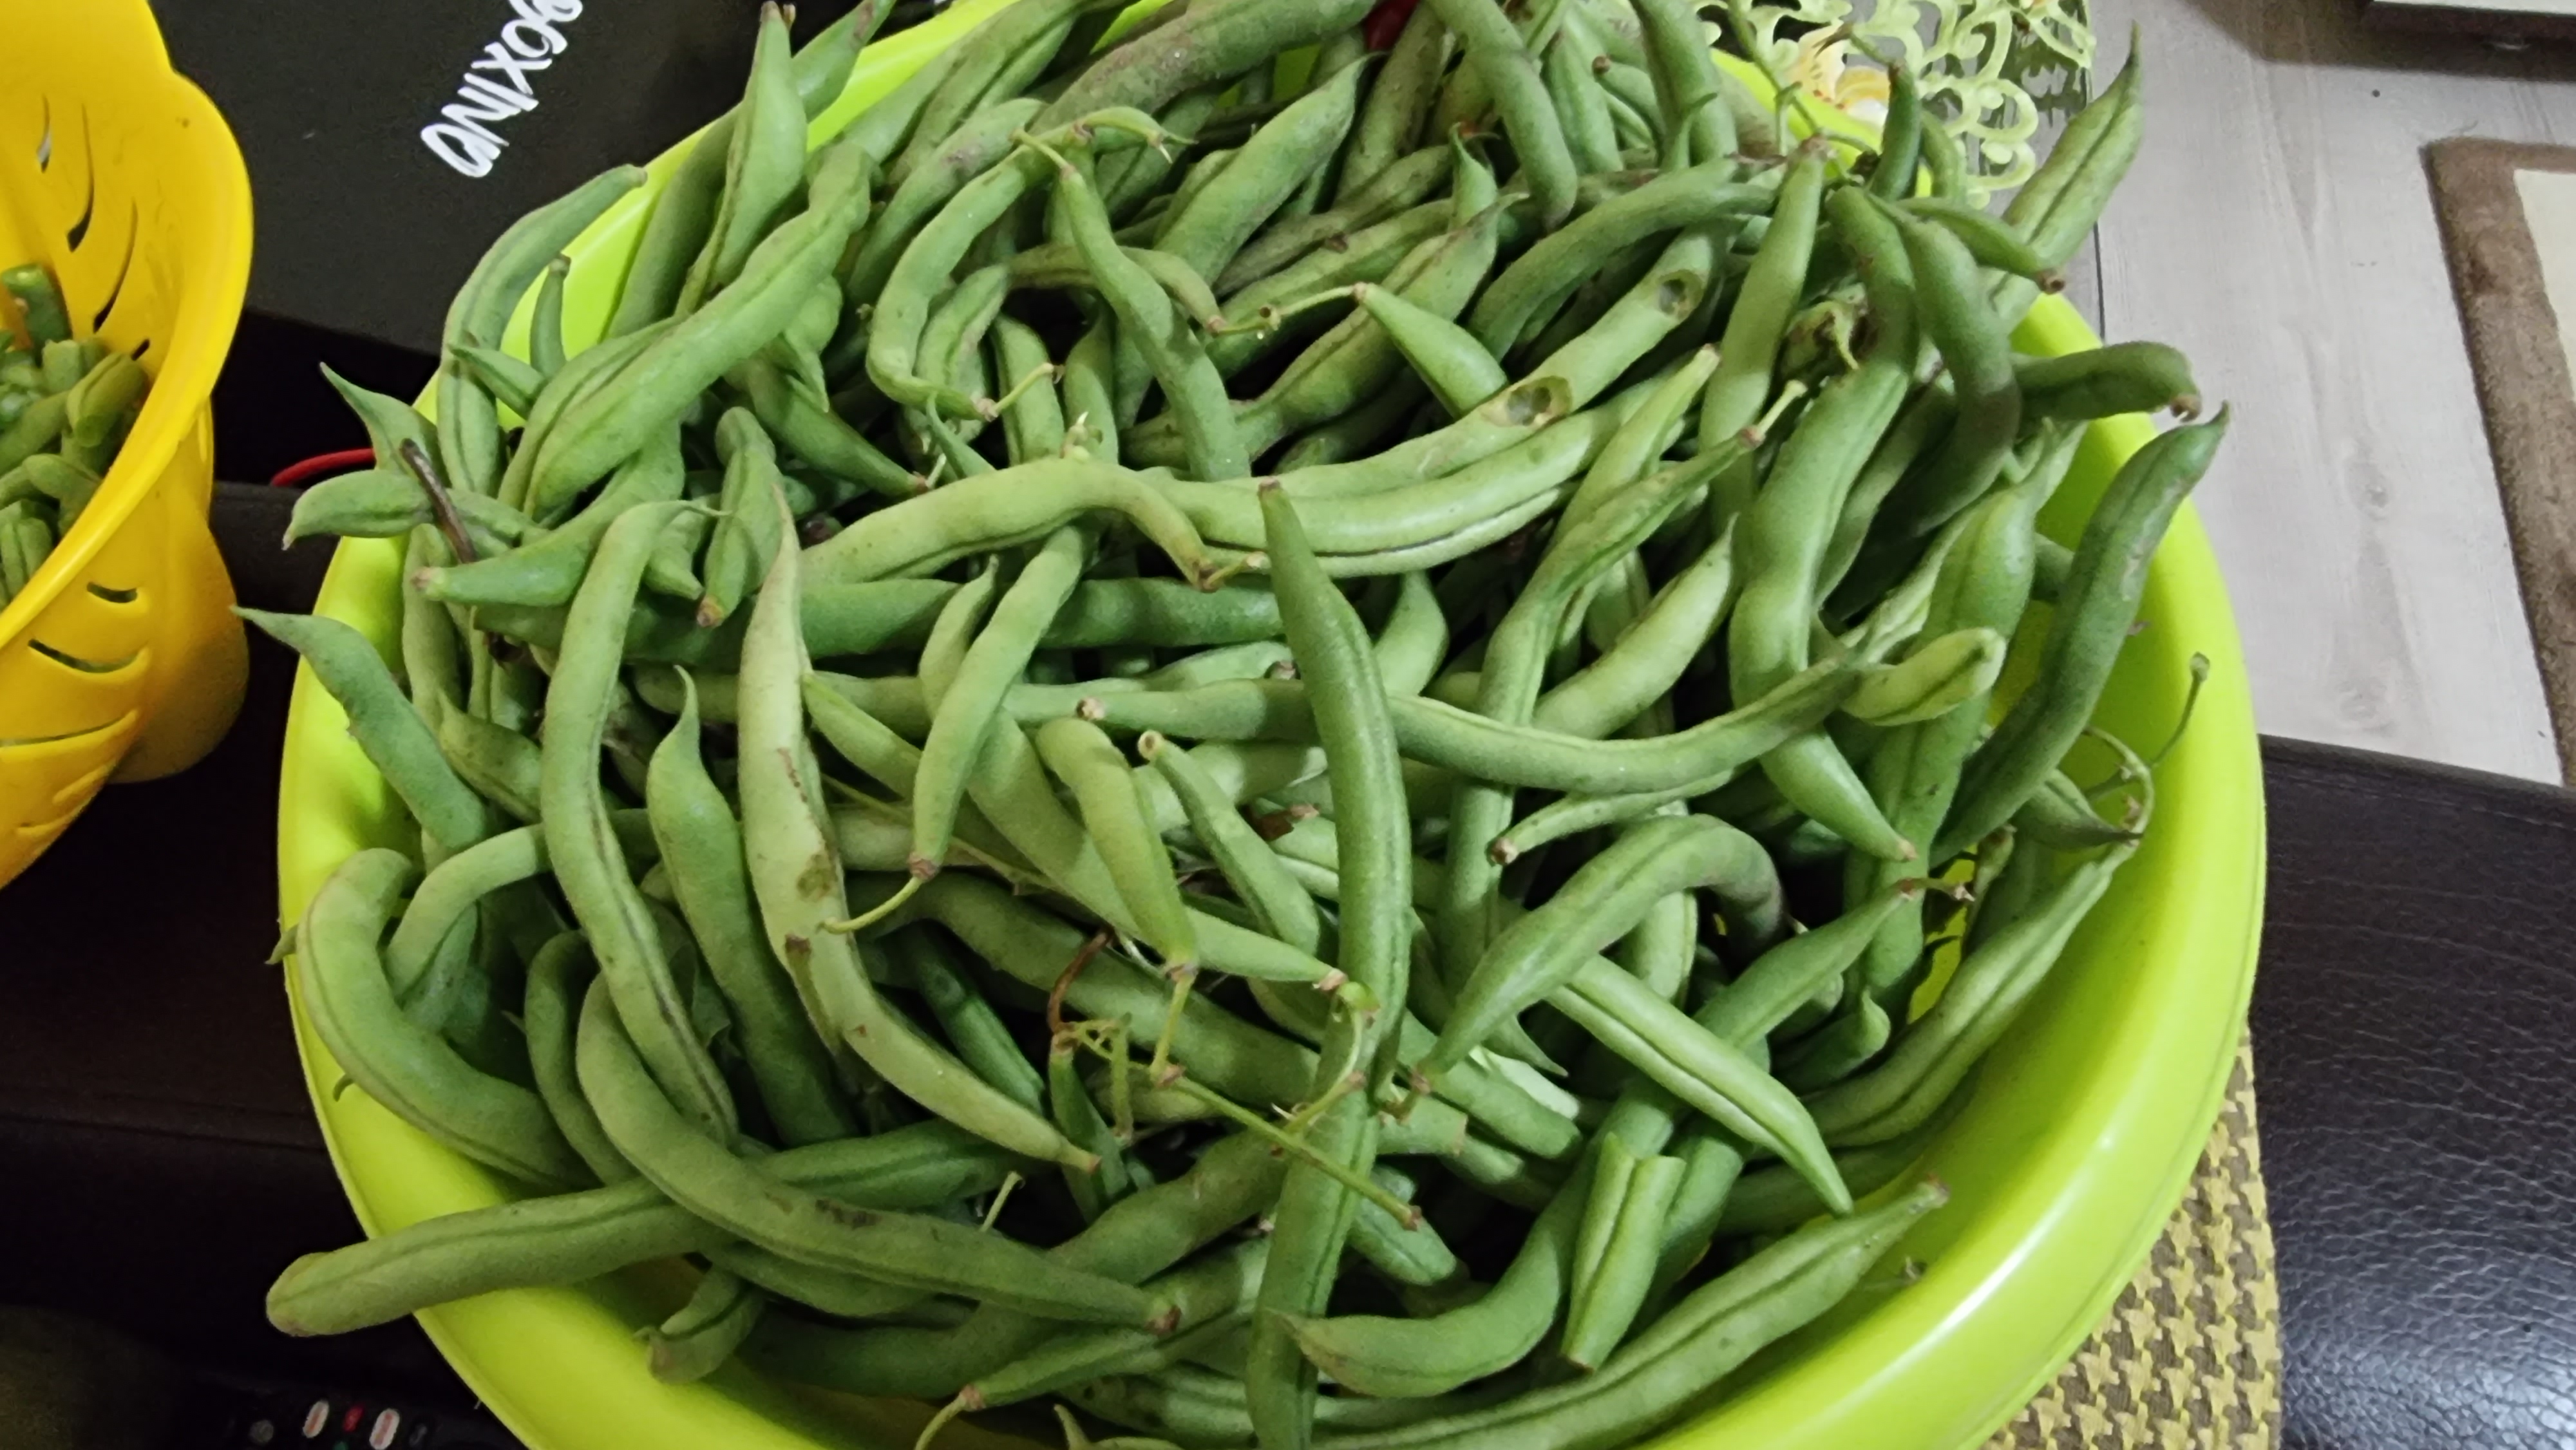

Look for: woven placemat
[1985,1034,2281,1449]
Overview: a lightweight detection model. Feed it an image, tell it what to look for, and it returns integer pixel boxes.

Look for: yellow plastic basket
[0,0,254,889]
[277,6,2263,1447]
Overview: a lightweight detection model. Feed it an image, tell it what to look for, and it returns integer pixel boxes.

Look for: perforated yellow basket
[0,0,254,889]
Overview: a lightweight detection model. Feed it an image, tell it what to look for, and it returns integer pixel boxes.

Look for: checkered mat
[1986,1035,2280,1449]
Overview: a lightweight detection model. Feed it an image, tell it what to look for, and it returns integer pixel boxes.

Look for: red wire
[270,447,377,489]
[1363,0,1422,50]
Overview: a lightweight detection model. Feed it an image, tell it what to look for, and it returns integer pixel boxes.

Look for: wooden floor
[2087,0,2576,781]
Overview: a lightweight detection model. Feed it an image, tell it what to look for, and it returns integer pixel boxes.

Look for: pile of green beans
[0,263,152,605]
[260,3,2227,1447]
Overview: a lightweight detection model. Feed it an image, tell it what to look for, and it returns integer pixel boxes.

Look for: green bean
[1343,1,1453,203]
[522,932,632,1185]
[1432,815,1781,1075]
[1083,649,1856,797]
[441,164,648,498]
[848,97,1048,311]
[1157,402,1624,552]
[1244,480,1414,1450]
[437,693,544,831]
[992,315,1070,464]
[1544,28,1621,174]
[0,395,67,478]
[1630,0,1731,167]
[240,608,489,851]
[574,981,1144,1324]
[533,500,736,1141]
[1560,1146,1681,1369]
[1426,0,1575,230]
[956,1238,1267,1414]
[687,411,780,628]
[448,344,544,419]
[735,513,1093,1169]
[733,355,920,501]
[1066,1366,1513,1447]
[804,458,1217,587]
[867,118,1158,421]
[643,1268,764,1385]
[914,526,1081,871]
[1052,1036,1134,1220]
[1817,382,1956,606]
[1347,1164,1459,1287]
[1,265,70,346]
[1468,164,1762,355]
[418,420,688,609]
[382,825,545,1008]
[1775,990,1893,1091]
[265,1118,1010,1335]
[1844,626,2007,726]
[1040,716,1200,976]
[1533,519,1736,740]
[649,672,857,1144]
[645,504,713,602]
[1920,109,1968,201]
[1354,276,1511,418]
[1142,731,1323,955]
[1220,206,1503,465]
[1161,57,1369,285]
[608,1,882,334]
[886,927,1046,1112]
[1487,768,1732,864]
[1215,144,1453,297]
[1039,0,1376,127]
[1553,956,1844,1209]
[744,1130,1287,1398]
[1895,196,2055,283]
[526,256,571,381]
[1314,1183,1944,1450]
[1061,320,1124,460]
[1282,1164,1584,1398]
[1875,203,2025,541]
[2004,50,2141,275]
[914,874,1316,1112]
[1844,485,2044,999]
[1718,1095,1963,1237]
[494,321,668,514]
[1868,62,1923,199]
[1040,140,1247,482]
[2015,768,2139,850]
[1209,203,1449,378]
[1727,189,1918,864]
[1103,85,1232,227]
[897,0,1123,185]
[676,6,809,313]
[2016,341,2202,422]
[1936,410,2228,857]
[1702,151,1824,521]
[1810,839,2136,1146]
[532,139,871,515]
[293,850,583,1187]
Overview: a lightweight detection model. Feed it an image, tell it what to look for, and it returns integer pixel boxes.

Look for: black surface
[10,488,2576,1447]
[2257,739,2576,1450]
[147,0,859,354]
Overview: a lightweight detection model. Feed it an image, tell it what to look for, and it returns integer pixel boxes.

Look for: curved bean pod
[292,849,583,1189]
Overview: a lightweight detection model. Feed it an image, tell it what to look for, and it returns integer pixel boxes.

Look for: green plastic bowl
[272,7,2265,1445]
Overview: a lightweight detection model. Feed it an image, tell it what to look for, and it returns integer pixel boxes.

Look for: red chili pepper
[1363,0,1423,50]
[270,447,375,488]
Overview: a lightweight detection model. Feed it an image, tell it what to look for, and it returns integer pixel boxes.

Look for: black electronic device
[146,0,862,355]
[169,1369,523,1450]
